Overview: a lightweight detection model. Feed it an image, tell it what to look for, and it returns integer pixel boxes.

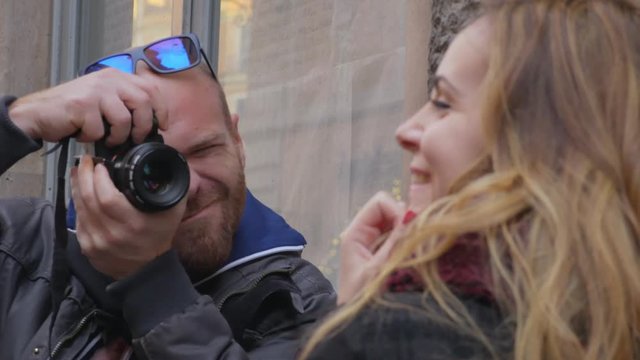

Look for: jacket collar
[66,189,306,305]
[212,190,306,276]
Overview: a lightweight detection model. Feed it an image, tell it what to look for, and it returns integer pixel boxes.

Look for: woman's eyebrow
[432,75,461,96]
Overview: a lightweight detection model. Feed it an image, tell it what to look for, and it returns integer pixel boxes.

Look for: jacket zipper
[216,267,293,310]
[47,268,294,356]
[48,309,101,359]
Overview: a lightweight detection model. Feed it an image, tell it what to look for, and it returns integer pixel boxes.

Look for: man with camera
[0,34,335,359]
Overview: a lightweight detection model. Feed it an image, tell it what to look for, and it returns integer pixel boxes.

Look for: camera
[93,117,190,212]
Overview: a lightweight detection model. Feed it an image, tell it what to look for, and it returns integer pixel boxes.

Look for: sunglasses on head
[81,32,216,79]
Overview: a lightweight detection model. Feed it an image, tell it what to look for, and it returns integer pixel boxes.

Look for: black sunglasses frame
[80,32,217,80]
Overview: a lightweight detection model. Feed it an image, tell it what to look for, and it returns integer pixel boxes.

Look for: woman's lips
[408,169,433,212]
[411,171,432,184]
[402,210,417,224]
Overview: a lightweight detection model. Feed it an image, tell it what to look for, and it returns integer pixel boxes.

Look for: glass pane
[132,0,183,47]
[144,37,197,71]
[218,0,407,283]
[79,0,134,69]
[66,0,184,200]
[85,54,134,74]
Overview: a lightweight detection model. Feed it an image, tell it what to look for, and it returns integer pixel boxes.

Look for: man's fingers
[134,63,169,131]
[74,107,106,143]
[123,88,154,144]
[74,155,99,212]
[100,95,133,146]
[74,69,163,145]
[93,162,131,221]
[117,74,163,143]
[71,162,103,255]
[129,108,154,144]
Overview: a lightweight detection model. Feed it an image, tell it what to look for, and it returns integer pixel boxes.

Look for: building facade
[0,0,471,281]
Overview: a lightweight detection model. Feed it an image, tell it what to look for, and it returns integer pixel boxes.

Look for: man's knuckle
[80,192,95,208]
[100,192,120,209]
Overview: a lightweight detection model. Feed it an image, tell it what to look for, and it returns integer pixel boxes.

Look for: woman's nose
[395,119,422,152]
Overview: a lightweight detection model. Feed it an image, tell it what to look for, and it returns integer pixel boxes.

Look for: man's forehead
[162,100,228,133]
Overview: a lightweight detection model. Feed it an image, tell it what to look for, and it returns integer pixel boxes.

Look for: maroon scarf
[385,211,493,302]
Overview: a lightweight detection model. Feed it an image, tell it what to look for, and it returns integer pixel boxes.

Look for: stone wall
[0,1,52,198]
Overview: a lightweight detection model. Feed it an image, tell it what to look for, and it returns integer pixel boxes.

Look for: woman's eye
[431,99,451,110]
[428,83,452,112]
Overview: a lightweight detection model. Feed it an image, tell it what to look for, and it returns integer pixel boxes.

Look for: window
[46,0,413,282]
[217,1,407,280]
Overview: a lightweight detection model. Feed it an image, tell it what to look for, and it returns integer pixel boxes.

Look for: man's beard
[173,170,246,282]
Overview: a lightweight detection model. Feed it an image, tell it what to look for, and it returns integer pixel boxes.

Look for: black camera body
[94,120,190,212]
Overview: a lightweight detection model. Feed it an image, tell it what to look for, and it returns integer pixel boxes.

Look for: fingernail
[402,210,417,225]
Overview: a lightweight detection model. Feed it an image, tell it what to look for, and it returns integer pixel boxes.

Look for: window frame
[46,0,221,202]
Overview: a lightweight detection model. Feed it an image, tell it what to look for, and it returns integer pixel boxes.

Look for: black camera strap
[47,137,72,357]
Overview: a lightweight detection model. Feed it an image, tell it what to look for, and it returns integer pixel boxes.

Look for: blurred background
[0,0,475,283]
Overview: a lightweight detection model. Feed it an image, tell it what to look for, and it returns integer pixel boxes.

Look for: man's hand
[70,155,186,279]
[8,68,168,145]
[337,192,407,305]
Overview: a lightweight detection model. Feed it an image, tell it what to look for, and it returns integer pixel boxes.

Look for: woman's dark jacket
[306,292,513,359]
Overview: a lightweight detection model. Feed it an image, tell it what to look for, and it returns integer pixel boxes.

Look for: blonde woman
[302,0,640,359]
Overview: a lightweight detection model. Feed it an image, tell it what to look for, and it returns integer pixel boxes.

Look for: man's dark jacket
[0,96,336,359]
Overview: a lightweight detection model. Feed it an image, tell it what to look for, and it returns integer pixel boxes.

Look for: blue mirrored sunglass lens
[144,37,198,71]
[85,54,133,74]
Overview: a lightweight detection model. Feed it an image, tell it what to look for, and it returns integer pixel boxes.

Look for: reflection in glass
[132,0,183,47]
[145,37,196,70]
[86,54,134,74]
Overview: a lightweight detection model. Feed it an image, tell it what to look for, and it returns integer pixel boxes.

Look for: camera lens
[142,161,170,194]
[111,142,190,212]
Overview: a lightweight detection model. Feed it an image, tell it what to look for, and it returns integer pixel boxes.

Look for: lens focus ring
[111,142,190,212]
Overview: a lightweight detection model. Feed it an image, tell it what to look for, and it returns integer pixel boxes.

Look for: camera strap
[47,136,72,357]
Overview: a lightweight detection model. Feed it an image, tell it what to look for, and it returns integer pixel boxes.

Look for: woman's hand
[337,192,408,305]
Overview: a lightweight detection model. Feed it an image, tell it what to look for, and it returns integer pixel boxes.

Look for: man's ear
[230,113,246,167]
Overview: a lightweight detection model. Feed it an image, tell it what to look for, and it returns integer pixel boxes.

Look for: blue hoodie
[67,189,306,276]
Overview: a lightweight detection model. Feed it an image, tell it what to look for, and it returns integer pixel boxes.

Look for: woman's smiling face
[396,18,491,212]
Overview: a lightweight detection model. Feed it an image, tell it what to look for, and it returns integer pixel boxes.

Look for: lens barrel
[110,142,190,212]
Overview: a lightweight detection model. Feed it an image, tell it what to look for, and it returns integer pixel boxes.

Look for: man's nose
[135,60,153,75]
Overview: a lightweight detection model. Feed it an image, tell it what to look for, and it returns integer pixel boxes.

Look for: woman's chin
[408,183,433,212]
